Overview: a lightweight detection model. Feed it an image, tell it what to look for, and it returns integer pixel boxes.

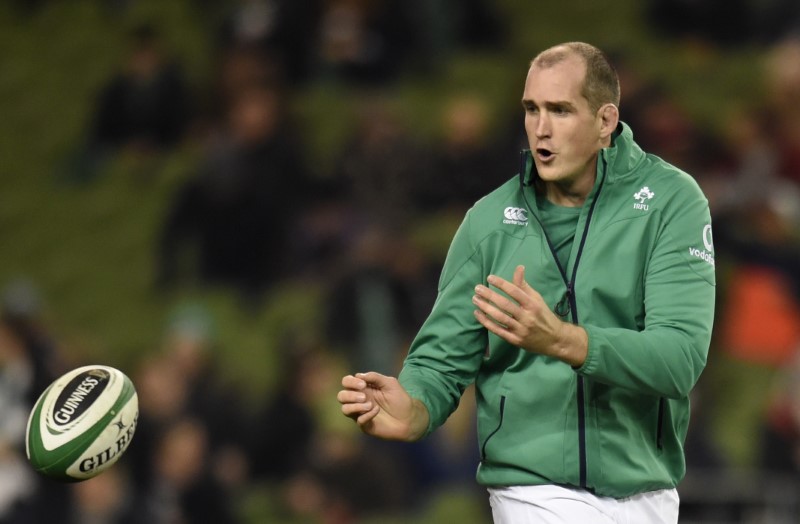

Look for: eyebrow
[521,99,578,111]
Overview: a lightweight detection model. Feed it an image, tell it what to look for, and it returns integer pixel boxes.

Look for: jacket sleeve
[398,210,488,436]
[578,178,716,399]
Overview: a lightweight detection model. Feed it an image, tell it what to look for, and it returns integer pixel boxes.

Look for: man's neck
[545,168,596,207]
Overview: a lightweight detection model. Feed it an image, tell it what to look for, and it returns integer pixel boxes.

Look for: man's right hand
[337,372,430,442]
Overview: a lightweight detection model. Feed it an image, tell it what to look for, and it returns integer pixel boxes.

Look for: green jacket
[398,123,715,498]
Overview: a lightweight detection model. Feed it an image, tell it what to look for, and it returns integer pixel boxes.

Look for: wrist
[553,322,589,368]
[406,398,430,442]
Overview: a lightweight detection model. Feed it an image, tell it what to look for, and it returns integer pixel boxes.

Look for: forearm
[578,324,709,398]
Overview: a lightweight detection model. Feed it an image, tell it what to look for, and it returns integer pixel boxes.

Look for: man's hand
[472,265,588,367]
[337,372,429,442]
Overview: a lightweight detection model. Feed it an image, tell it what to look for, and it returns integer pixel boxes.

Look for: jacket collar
[520,121,645,187]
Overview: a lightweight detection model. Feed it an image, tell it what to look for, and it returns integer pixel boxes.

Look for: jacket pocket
[481,395,506,461]
[656,397,665,450]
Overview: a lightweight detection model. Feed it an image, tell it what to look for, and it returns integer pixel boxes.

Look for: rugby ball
[25,365,138,482]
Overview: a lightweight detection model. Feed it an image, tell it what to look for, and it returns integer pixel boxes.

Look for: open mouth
[536,148,554,162]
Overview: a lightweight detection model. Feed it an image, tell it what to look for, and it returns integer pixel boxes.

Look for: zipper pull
[555,288,572,318]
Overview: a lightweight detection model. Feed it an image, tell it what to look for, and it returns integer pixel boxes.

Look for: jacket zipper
[481,395,506,461]
[568,164,605,488]
[656,397,665,450]
[521,153,607,489]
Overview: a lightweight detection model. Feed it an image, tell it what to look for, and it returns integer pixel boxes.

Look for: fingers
[472,291,518,328]
[474,308,521,346]
[486,271,535,307]
[357,404,380,425]
[341,371,389,389]
[513,265,526,288]
[354,371,389,385]
[473,266,538,347]
[341,374,367,390]
[338,386,374,420]
[476,266,544,315]
[474,279,525,323]
[338,372,388,422]
[337,387,367,405]
[341,399,374,418]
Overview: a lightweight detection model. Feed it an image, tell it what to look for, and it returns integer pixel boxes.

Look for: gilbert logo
[79,413,138,474]
[503,207,528,226]
[633,186,654,210]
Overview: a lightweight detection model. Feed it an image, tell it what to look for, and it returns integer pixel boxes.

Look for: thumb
[356,371,390,387]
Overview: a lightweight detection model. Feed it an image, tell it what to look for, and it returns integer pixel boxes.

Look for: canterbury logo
[503,207,528,226]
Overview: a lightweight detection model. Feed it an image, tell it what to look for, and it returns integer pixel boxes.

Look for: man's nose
[534,113,551,138]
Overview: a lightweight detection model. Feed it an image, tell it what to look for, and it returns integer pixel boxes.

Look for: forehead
[523,54,587,104]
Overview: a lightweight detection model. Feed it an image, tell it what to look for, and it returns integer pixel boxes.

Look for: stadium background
[1,0,799,522]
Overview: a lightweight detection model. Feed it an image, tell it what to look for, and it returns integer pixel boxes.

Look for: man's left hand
[473,265,588,367]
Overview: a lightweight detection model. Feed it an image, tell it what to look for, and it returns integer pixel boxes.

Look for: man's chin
[535,165,562,182]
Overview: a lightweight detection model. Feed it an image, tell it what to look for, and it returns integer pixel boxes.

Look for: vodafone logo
[703,224,713,251]
[689,224,715,267]
[503,207,528,226]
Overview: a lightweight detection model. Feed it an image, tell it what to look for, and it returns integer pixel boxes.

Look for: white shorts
[488,484,680,524]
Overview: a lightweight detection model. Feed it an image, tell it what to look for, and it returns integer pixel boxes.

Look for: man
[337,42,715,523]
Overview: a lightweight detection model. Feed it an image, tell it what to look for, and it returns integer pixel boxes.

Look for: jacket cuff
[575,324,599,375]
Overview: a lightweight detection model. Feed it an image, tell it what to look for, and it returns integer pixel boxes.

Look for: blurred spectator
[248,340,332,482]
[325,225,437,374]
[765,38,800,186]
[625,85,729,180]
[707,179,800,466]
[702,106,780,215]
[217,0,322,85]
[1,278,68,407]
[137,417,240,524]
[207,44,283,122]
[127,303,249,495]
[0,280,72,523]
[156,82,313,305]
[127,354,190,493]
[332,95,435,227]
[65,22,192,184]
[94,23,191,150]
[646,0,800,46]
[646,0,751,48]
[751,1,800,45]
[0,317,41,523]
[161,304,249,487]
[126,306,246,522]
[67,467,137,524]
[676,71,800,469]
[432,0,506,50]
[286,431,418,523]
[424,93,511,213]
[315,0,418,85]
[248,338,418,522]
[761,347,800,476]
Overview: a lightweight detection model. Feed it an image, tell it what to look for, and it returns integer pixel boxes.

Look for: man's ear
[598,103,619,139]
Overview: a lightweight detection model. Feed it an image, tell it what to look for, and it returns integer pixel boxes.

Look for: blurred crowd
[4,0,800,523]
